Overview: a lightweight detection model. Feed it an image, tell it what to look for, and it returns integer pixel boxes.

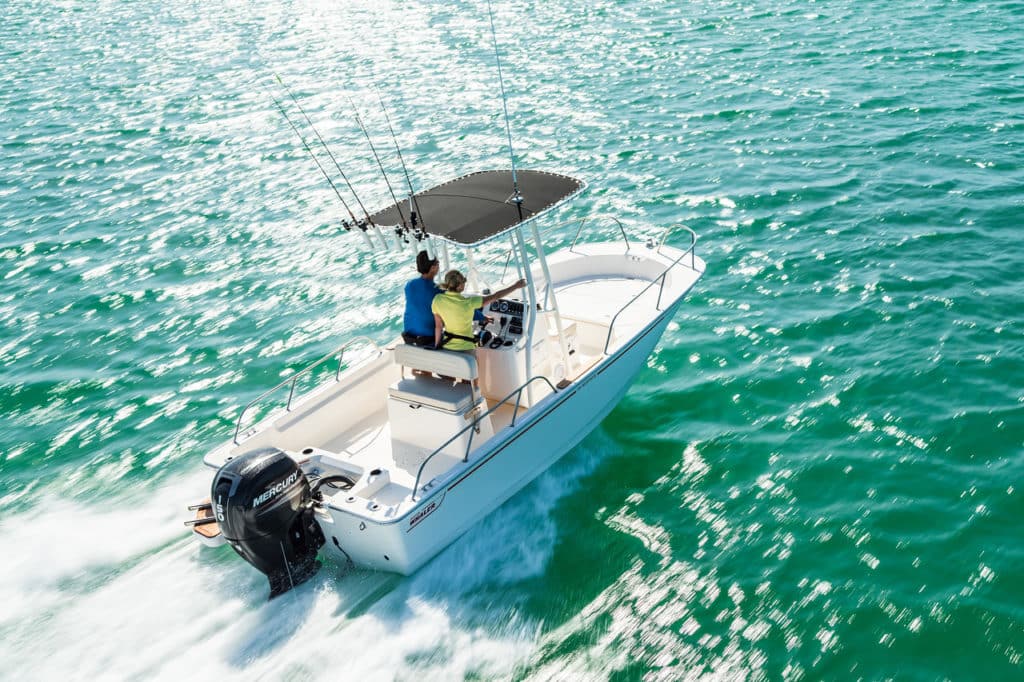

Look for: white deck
[315,388,534,501]
[557,277,650,324]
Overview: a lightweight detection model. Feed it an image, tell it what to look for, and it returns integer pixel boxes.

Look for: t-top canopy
[368,169,585,246]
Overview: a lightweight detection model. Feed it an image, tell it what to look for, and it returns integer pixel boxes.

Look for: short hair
[442,270,466,291]
[416,250,438,274]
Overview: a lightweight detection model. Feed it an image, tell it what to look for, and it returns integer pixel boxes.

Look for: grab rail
[569,215,631,253]
[658,223,698,265]
[479,214,632,284]
[232,336,382,444]
[484,216,580,281]
[412,375,559,499]
[603,224,699,355]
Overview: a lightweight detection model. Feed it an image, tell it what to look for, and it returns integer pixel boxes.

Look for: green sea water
[1,0,1022,679]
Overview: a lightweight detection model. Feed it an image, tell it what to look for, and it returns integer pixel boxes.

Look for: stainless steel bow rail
[232,336,382,444]
[603,224,698,355]
[412,375,559,499]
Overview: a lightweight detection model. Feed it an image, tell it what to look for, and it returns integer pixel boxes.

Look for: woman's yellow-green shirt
[431,291,483,351]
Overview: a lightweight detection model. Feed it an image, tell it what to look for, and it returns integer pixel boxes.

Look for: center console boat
[188,169,706,597]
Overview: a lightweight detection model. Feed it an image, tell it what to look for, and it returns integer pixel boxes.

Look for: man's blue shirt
[404,277,442,337]
[404,276,486,337]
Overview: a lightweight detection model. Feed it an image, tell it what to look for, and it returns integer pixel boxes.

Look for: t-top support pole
[514,226,538,406]
[530,222,573,377]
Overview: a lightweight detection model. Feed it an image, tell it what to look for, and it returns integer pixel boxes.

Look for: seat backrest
[394,344,478,381]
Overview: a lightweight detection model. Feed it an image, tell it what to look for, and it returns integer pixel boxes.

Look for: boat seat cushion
[388,376,476,413]
[394,343,478,381]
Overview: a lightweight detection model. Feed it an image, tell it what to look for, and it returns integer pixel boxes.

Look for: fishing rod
[375,87,428,257]
[486,0,524,223]
[348,97,409,252]
[273,74,383,247]
[252,46,383,250]
[268,92,375,249]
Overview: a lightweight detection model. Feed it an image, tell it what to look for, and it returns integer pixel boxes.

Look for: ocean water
[1,0,1022,679]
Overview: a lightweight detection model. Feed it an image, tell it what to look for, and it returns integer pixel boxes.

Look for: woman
[431,270,526,351]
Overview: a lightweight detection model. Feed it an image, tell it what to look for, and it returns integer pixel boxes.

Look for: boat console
[486,298,527,339]
[476,297,577,405]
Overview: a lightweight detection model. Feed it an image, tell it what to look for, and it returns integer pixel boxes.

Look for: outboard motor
[211,448,325,598]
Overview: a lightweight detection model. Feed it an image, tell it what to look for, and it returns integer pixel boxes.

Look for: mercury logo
[252,471,300,508]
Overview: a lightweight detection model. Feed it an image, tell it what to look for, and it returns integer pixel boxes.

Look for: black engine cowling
[211,448,325,598]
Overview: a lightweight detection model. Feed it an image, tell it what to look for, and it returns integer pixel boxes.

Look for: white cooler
[387,375,493,477]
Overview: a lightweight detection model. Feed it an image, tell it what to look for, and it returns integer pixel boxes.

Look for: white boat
[195,169,705,596]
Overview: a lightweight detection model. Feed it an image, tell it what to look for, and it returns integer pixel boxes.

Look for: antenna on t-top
[486,0,524,223]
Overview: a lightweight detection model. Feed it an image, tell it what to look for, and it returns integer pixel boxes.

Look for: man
[432,270,526,351]
[402,251,442,347]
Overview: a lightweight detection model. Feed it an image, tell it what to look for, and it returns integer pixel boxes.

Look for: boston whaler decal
[252,471,299,508]
[407,492,445,531]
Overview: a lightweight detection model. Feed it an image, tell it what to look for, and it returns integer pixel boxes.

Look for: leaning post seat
[387,344,493,474]
[393,344,478,383]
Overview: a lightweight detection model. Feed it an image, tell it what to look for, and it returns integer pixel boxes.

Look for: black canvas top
[367,169,584,246]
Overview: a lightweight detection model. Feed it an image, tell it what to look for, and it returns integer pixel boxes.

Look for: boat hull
[317,303,680,574]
